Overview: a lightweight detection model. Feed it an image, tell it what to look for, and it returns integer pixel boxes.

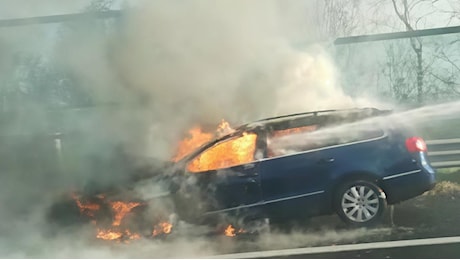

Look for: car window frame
[262,120,387,161]
[186,130,262,173]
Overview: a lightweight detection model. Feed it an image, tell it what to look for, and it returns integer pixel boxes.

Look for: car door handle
[236,172,259,177]
[317,158,335,164]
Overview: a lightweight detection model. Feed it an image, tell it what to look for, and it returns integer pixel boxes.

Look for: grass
[435,167,460,183]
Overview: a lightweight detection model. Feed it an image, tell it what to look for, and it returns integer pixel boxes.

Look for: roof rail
[254,107,381,123]
[253,109,336,123]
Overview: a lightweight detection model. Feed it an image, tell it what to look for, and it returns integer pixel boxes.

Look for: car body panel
[168,108,436,224]
[200,162,262,212]
[257,151,328,219]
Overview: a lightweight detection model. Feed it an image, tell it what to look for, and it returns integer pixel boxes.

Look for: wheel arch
[328,170,387,209]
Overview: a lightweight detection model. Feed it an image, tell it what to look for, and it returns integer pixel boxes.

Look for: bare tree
[428,37,460,98]
[84,0,114,12]
[390,0,425,103]
[315,0,363,40]
[329,0,460,105]
[382,42,418,102]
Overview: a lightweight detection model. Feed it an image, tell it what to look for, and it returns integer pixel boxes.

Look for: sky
[359,0,460,34]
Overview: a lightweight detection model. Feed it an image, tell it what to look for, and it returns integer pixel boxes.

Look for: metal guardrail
[0,11,122,27]
[427,138,460,168]
[9,133,457,169]
[48,135,460,169]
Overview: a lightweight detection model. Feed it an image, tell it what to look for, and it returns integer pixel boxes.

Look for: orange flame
[270,125,317,139]
[224,225,236,237]
[72,195,146,242]
[187,132,257,172]
[224,224,246,237]
[72,194,100,217]
[125,229,141,240]
[75,118,247,242]
[96,229,123,240]
[172,119,237,162]
[110,201,141,226]
[96,229,142,241]
[216,119,235,137]
[172,126,214,162]
[152,221,173,237]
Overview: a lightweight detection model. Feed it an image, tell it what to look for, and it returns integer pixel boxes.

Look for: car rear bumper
[382,167,436,204]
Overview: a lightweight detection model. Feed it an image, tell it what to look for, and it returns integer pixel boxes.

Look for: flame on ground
[96,229,142,241]
[224,225,236,237]
[152,221,173,237]
[110,201,141,226]
[73,194,174,241]
[126,229,141,240]
[96,229,123,240]
[224,224,245,237]
[72,193,100,217]
[72,195,148,242]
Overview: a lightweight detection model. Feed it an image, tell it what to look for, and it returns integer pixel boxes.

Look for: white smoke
[0,0,399,258]
[90,0,382,160]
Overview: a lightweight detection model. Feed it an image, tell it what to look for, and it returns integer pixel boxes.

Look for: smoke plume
[0,0,395,258]
[71,0,378,160]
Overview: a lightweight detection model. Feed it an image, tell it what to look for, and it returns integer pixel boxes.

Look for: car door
[259,126,337,218]
[205,162,261,212]
[185,132,263,214]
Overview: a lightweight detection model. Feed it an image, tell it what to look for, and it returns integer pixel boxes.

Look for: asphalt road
[42,170,460,258]
[207,170,460,258]
[302,242,460,258]
[212,237,460,258]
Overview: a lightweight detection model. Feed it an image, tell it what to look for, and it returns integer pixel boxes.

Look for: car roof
[240,107,391,130]
[176,107,391,164]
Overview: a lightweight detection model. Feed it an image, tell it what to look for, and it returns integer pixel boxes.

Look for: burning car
[48,107,436,240]
[167,107,436,228]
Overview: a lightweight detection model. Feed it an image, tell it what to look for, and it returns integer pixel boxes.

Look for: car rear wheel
[335,180,386,227]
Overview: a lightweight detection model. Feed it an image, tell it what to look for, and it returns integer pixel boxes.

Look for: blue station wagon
[168,108,436,227]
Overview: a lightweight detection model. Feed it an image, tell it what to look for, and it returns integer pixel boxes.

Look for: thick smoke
[0,0,398,258]
[100,0,379,159]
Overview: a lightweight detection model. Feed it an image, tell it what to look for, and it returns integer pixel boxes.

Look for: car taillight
[405,137,427,153]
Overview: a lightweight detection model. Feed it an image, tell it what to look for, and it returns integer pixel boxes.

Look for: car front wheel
[335,180,386,227]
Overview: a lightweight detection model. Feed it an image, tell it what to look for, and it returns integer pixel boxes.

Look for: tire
[334,180,387,227]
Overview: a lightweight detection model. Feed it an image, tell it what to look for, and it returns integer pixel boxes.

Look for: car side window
[333,123,385,144]
[187,132,258,172]
[266,125,318,157]
[266,122,384,158]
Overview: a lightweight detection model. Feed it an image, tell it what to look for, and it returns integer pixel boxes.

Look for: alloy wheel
[341,185,380,223]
